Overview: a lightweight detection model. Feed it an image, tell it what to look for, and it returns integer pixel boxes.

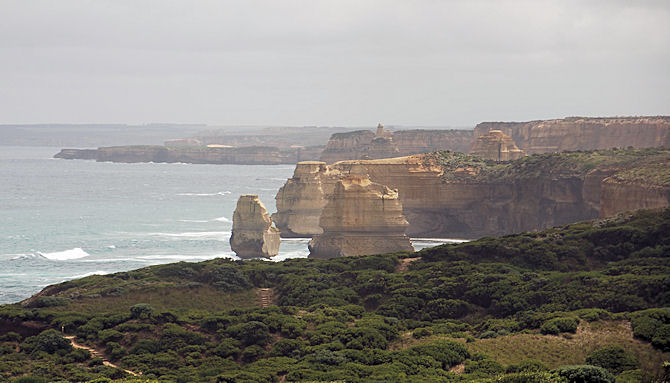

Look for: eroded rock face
[272,162,332,237]
[320,129,474,163]
[474,116,670,154]
[275,150,670,239]
[308,175,413,258]
[230,195,280,258]
[469,130,525,161]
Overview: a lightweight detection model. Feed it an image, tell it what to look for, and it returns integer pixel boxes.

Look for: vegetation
[0,208,669,382]
[430,147,670,184]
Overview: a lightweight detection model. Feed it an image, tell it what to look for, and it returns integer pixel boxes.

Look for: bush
[412,327,433,338]
[540,317,578,335]
[227,321,270,346]
[553,365,614,383]
[465,357,505,375]
[269,339,305,358]
[651,324,670,351]
[22,329,72,354]
[12,377,48,383]
[211,338,241,359]
[130,303,154,319]
[507,359,548,373]
[585,346,637,374]
[241,345,265,363]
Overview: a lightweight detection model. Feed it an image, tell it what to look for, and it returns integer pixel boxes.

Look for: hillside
[1,209,669,382]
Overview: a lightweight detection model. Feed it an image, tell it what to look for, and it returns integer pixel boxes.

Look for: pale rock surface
[469,130,525,161]
[308,175,414,258]
[230,195,280,258]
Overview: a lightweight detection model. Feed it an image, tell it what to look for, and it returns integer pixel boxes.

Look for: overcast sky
[0,0,668,127]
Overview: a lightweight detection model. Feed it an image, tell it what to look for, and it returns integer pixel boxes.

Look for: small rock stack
[230,195,280,258]
[470,129,525,162]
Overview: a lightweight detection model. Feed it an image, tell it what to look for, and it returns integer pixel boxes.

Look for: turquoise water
[0,146,456,304]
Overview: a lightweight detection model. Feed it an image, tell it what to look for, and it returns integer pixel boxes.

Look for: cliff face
[53,145,315,165]
[308,175,413,258]
[474,117,670,154]
[320,129,474,163]
[230,195,280,258]
[469,130,525,161]
[275,149,670,239]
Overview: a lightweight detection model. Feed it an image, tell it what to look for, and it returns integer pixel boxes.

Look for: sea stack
[470,129,525,161]
[272,161,334,238]
[308,174,414,258]
[230,195,280,258]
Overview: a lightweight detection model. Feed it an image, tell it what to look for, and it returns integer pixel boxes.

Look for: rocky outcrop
[272,162,331,237]
[308,175,413,258]
[230,195,280,258]
[320,129,474,163]
[53,145,319,165]
[275,149,670,239]
[469,130,525,161]
[474,116,670,154]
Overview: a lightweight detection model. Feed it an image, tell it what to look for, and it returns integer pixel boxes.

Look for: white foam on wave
[213,216,230,222]
[136,253,237,262]
[178,219,210,223]
[38,248,90,261]
[411,238,470,244]
[177,191,231,197]
[8,253,36,260]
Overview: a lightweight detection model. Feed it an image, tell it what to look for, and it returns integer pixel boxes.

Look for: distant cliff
[320,129,474,163]
[474,116,670,154]
[275,148,670,238]
[54,145,323,165]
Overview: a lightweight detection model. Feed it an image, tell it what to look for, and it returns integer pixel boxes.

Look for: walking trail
[64,335,139,376]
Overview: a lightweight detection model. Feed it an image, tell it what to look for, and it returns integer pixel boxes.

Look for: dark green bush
[553,365,615,383]
[22,329,72,354]
[211,338,241,359]
[540,317,578,335]
[241,345,265,363]
[585,345,638,374]
[227,321,270,347]
[129,303,154,319]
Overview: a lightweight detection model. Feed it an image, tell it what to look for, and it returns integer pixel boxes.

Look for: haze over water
[0,146,457,304]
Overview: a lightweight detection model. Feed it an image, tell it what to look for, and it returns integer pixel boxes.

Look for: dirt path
[256,287,276,307]
[64,335,139,376]
[395,257,421,272]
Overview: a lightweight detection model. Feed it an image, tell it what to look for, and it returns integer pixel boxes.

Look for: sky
[0,0,669,127]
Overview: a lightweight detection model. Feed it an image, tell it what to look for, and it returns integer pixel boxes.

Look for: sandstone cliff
[308,175,413,258]
[275,148,670,239]
[469,130,525,161]
[474,116,670,155]
[320,129,474,163]
[230,195,280,258]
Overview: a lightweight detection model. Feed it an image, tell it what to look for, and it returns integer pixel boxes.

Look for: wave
[411,238,470,244]
[177,191,231,197]
[178,219,210,223]
[213,216,230,222]
[38,248,90,261]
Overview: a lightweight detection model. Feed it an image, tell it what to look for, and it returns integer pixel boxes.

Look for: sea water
[0,146,462,304]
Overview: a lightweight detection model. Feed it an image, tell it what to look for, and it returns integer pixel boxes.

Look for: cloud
[0,0,668,126]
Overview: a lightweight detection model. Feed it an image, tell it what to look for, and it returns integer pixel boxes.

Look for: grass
[47,285,256,316]
[466,320,669,373]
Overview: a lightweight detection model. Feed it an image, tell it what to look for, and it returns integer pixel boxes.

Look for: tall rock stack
[272,161,333,238]
[470,130,525,161]
[230,195,280,258]
[308,175,414,258]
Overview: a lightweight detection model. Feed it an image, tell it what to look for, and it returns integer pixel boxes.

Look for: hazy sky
[1,0,668,127]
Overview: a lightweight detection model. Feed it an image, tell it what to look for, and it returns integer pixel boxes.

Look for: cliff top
[429,147,670,185]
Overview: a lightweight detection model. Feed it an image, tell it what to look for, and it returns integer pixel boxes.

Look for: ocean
[0,146,460,304]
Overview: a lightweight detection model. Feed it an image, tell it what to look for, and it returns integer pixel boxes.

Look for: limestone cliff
[308,175,413,258]
[230,195,280,258]
[275,148,670,239]
[474,116,670,154]
[469,130,525,161]
[320,129,474,163]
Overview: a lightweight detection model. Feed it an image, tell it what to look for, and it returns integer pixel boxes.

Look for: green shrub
[585,346,637,374]
[507,359,548,373]
[541,317,578,335]
[651,324,670,351]
[97,329,124,344]
[129,303,154,319]
[497,372,567,383]
[22,329,72,354]
[211,338,241,359]
[412,327,433,338]
[269,339,306,358]
[465,357,505,375]
[241,345,265,363]
[553,365,615,383]
[227,321,270,347]
[12,377,48,383]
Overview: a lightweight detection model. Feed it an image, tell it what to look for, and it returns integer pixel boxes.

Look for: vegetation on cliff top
[430,147,670,184]
[1,208,669,382]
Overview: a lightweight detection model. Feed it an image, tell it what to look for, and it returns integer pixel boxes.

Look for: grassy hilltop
[1,209,669,382]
